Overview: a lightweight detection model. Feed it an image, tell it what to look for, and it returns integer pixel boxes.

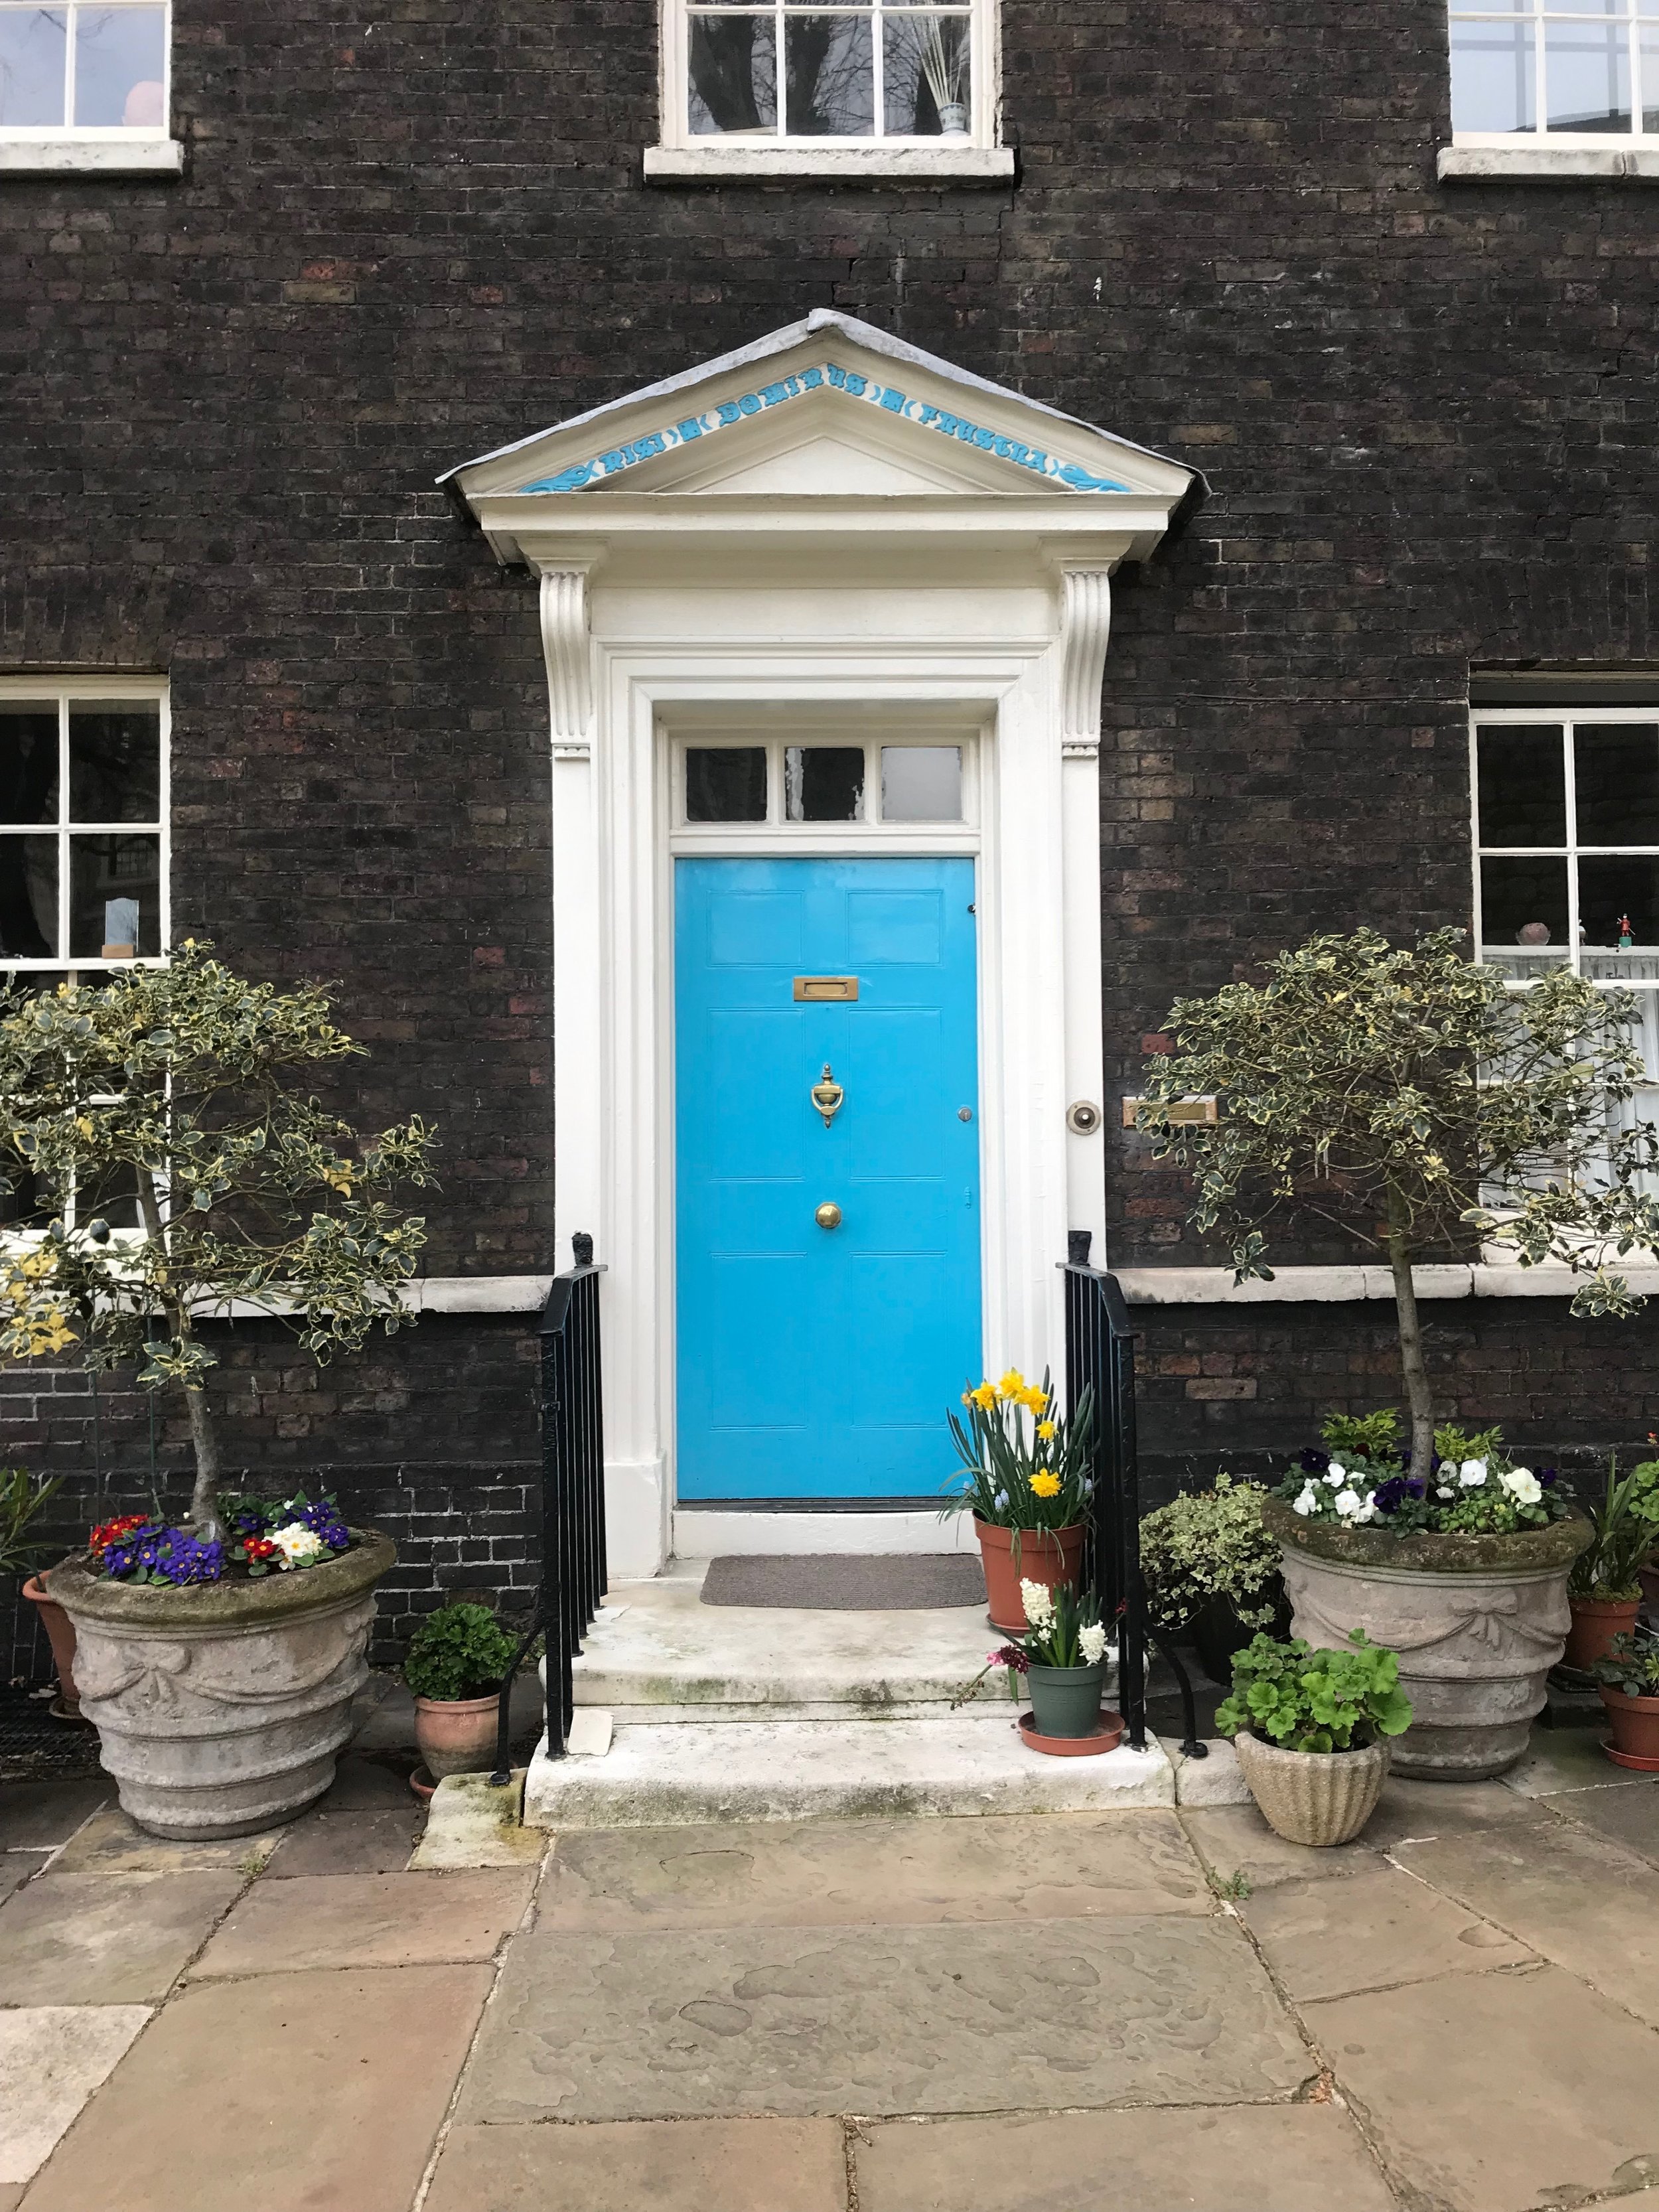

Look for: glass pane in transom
[785,746,865,822]
[1545,15,1630,131]
[0,705,60,825]
[883,11,970,135]
[1575,723,1659,846]
[1477,725,1565,848]
[0,838,58,960]
[1578,855,1659,947]
[881,746,962,821]
[69,702,162,824]
[69,833,161,957]
[1450,17,1536,132]
[685,747,768,822]
[72,3,167,127]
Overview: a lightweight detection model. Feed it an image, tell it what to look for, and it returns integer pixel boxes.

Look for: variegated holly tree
[0,943,437,1545]
[1137,928,1659,1479]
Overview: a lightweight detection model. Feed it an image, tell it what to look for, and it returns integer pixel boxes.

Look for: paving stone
[411,1769,547,1870]
[423,2118,848,2212]
[313,1753,421,1810]
[1179,1803,1385,1891]
[1311,1964,1659,2211]
[0,1852,49,1905]
[19,1966,492,2212]
[0,1778,108,1851]
[0,2185,23,2210]
[261,1806,421,1876]
[855,2103,1399,2212]
[1502,1728,1628,1796]
[1390,1818,1659,2027]
[190,1868,535,1974]
[457,1914,1311,2123]
[50,1805,282,1875]
[542,1811,1210,1933]
[1238,1863,1533,2000]
[0,2006,150,2184]
[1544,1777,1659,1864]
[1358,1775,1553,1847]
[349,1678,419,1753]
[0,1873,244,2004]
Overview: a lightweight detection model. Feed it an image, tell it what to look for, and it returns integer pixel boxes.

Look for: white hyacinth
[1020,1578,1056,1629]
[1079,1622,1108,1666]
[1459,1459,1488,1488]
[271,1522,326,1568]
[1500,1467,1543,1506]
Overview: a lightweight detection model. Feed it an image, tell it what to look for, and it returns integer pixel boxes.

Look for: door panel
[676,855,981,1501]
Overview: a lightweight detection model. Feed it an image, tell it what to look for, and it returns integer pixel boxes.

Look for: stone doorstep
[522,1714,1176,1829]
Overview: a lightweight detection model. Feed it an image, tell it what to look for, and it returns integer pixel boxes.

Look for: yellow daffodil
[968,1381,997,1412]
[1019,1386,1048,1416]
[1029,1471,1062,1499]
[996,1367,1027,1400]
[1037,1419,1057,1441]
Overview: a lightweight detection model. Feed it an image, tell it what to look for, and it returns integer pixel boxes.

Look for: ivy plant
[1139,928,1659,1479]
[1216,1629,1415,1753]
[0,944,437,1545]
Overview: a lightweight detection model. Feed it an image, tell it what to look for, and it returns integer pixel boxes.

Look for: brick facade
[4,0,1658,1662]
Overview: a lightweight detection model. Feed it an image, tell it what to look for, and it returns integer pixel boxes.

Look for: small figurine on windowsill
[1516,922,1551,946]
[1618,915,1635,950]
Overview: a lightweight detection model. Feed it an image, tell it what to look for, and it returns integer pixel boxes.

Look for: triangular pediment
[442,309,1197,514]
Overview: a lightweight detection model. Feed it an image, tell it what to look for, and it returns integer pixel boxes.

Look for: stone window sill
[0,133,183,175]
[1438,143,1659,181]
[644,143,1015,185]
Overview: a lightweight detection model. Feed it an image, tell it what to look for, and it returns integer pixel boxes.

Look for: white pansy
[1333,1487,1364,1519]
[271,1522,326,1568]
[1436,1485,1455,1499]
[1325,1461,1347,1482]
[1293,1483,1319,1516]
[1079,1622,1108,1665]
[1459,1459,1488,1487]
[1020,1578,1056,1629]
[1500,1467,1543,1507]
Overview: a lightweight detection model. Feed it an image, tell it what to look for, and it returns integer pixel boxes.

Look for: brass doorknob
[814,1202,843,1230]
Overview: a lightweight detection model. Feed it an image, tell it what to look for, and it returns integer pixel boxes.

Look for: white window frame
[0,0,180,173]
[647,0,1011,180]
[0,675,171,976]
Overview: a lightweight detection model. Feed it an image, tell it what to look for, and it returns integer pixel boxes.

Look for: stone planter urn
[1263,1498,1589,1781]
[44,1532,396,1840]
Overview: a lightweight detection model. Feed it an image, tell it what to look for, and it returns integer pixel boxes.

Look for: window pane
[1575,723,1659,844]
[1479,855,1568,947]
[0,705,60,824]
[688,13,777,135]
[0,838,58,959]
[69,701,161,822]
[685,747,768,822]
[72,3,166,127]
[1545,14,1630,130]
[785,745,865,822]
[881,745,962,822]
[1476,725,1565,846]
[0,8,68,127]
[1579,855,1659,946]
[1644,23,1659,131]
[884,12,970,135]
[1450,15,1536,131]
[70,832,160,956]
[785,13,873,135]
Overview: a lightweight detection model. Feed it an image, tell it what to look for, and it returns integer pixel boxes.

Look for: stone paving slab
[457,1913,1312,2124]
[1309,1962,1659,2211]
[854,2102,1399,2211]
[0,1852,48,1906]
[411,1769,547,1870]
[0,1873,244,2004]
[50,1805,282,1874]
[1179,1775,1546,1895]
[1390,1816,1659,2027]
[261,1806,422,1876]
[1544,1775,1659,1863]
[0,2005,151,2183]
[0,1779,108,1851]
[423,2118,849,2211]
[1502,1728,1629,1796]
[313,1753,421,1808]
[190,1868,536,1974]
[1238,1862,1534,2000]
[19,1965,494,2212]
[541,1811,1211,1933]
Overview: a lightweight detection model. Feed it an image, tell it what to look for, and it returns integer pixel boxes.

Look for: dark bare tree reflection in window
[689,13,777,134]
[786,14,873,135]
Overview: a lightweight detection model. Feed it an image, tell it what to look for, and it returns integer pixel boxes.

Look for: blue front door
[676,856,981,1501]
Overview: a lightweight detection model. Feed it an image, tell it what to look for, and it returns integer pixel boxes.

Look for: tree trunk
[135,1171,225,1543]
[1385,1184,1436,1478]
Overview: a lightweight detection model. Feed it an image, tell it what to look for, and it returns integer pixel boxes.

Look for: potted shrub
[1591,1626,1659,1771]
[4,1466,75,1716]
[943,1368,1094,1633]
[1137,928,1659,1777]
[1563,1455,1659,1672]
[1217,1628,1414,1846]
[974,1579,1112,1739]
[404,1601,522,1779]
[1,946,435,1838]
[1140,1473,1287,1685]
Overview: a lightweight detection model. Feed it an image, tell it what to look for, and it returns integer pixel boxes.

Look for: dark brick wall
[4,0,1659,1607]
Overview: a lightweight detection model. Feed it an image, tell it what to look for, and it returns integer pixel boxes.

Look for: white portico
[443,311,1196,1578]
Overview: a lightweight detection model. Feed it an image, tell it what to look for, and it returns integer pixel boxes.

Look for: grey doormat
[700,1553,987,1611]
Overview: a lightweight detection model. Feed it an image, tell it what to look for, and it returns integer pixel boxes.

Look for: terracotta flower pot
[1233,1730,1390,1847]
[1026,1659,1107,1737]
[1638,1557,1659,1620]
[1599,1686,1659,1770]
[974,1518,1086,1635]
[414,1691,502,1779]
[1564,1593,1643,1673]
[23,1574,81,1718]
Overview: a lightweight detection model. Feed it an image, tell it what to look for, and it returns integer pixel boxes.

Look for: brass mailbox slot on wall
[1121,1096,1220,1128]
[793,976,859,1002]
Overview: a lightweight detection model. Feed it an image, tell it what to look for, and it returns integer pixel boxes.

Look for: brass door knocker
[810,1063,845,1127]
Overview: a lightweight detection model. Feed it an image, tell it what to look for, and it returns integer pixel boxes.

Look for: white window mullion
[1564,719,1581,972]
[158,689,171,955]
[62,2,77,129]
[872,0,885,140]
[775,0,787,137]
[1534,0,1549,135]
[1630,0,1644,133]
[57,696,70,964]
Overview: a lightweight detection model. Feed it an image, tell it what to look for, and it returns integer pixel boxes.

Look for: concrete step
[522,1713,1173,1829]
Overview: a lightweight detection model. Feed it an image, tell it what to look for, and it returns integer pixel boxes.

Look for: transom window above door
[676,739,971,833]
[1449,0,1659,141]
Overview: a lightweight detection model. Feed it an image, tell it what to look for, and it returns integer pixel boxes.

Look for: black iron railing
[1062,1232,1203,1758]
[491,1234,607,1785]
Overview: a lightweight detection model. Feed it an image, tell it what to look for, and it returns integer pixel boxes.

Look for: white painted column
[539,561,603,1266]
[1058,565,1111,1268]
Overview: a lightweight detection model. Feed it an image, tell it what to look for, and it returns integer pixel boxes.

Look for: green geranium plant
[0,944,437,1547]
[1139,928,1659,1480]
[1216,1629,1415,1753]
[1139,1473,1281,1632]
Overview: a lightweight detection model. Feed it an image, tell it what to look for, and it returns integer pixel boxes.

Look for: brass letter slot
[1121,1096,1220,1128]
[793,976,859,1002]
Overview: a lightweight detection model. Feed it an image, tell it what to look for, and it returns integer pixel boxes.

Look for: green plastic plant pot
[1025,1659,1106,1738]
